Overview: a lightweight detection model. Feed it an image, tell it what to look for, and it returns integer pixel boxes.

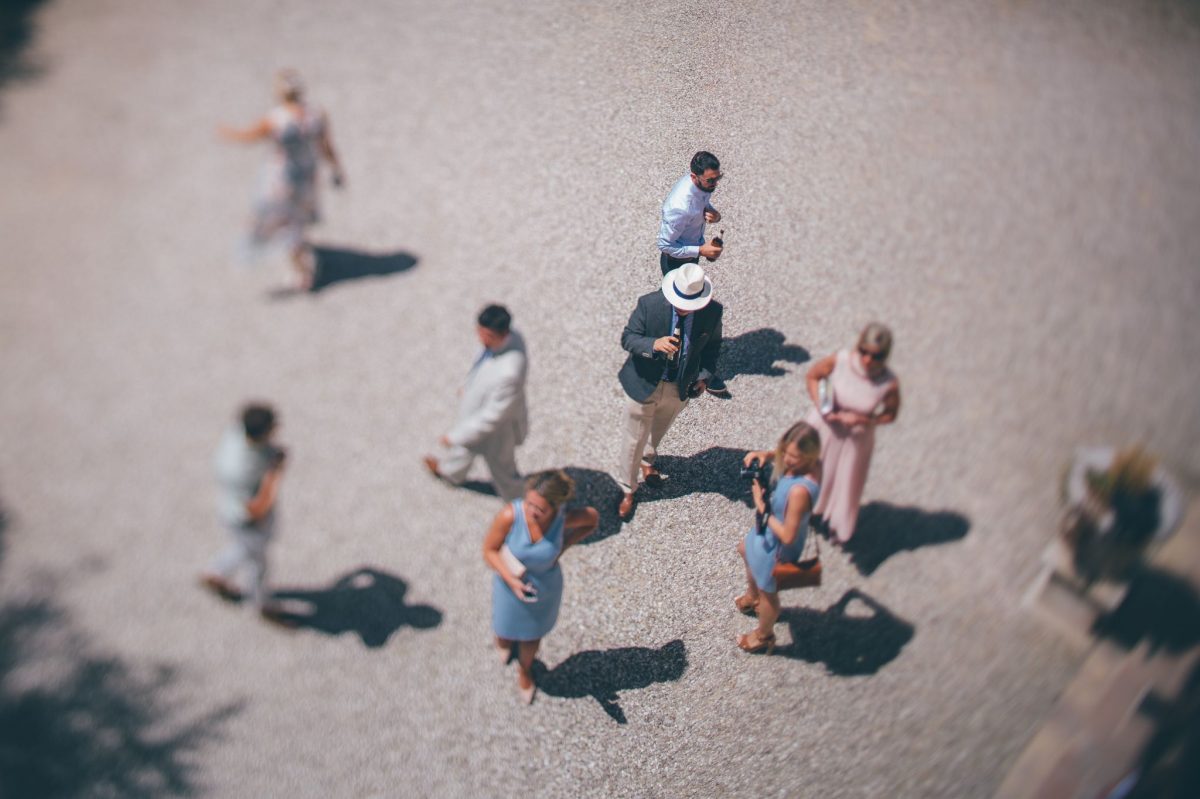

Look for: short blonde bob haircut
[524,469,576,510]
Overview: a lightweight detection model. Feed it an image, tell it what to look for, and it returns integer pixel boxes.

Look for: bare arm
[482,505,526,597]
[757,483,812,547]
[317,117,344,185]
[872,381,901,426]
[561,507,599,550]
[806,353,837,408]
[245,466,283,522]
[218,117,273,144]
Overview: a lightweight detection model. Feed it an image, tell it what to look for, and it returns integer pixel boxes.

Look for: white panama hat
[661,263,714,311]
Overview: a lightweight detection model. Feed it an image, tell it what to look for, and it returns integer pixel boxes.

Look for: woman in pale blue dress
[483,470,598,703]
[735,421,822,655]
[219,69,345,290]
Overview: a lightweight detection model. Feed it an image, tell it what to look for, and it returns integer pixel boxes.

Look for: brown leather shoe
[618,491,636,520]
[640,463,668,489]
[199,573,241,602]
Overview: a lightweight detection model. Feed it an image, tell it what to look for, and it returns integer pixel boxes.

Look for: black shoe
[706,376,732,399]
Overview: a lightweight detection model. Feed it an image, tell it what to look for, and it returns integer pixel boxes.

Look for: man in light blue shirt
[656,151,730,398]
[657,151,725,276]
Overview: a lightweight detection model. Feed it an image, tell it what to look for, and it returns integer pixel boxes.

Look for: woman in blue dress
[735,421,822,655]
[483,470,599,703]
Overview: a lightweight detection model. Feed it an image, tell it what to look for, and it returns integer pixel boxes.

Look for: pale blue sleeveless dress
[743,474,820,593]
[492,500,565,641]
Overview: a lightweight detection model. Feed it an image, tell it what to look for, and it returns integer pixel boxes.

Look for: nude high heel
[736,631,776,655]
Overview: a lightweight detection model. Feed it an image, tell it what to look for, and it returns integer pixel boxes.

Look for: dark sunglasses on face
[858,346,887,362]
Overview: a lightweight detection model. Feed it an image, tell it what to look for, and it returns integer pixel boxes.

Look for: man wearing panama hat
[615,263,724,519]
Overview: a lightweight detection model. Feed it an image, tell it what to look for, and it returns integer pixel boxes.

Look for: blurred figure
[424,304,529,501]
[483,470,599,703]
[657,151,730,398]
[735,421,822,655]
[615,263,723,519]
[805,323,901,544]
[200,403,290,624]
[219,68,345,290]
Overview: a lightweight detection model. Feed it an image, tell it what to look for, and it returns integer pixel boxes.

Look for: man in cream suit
[423,304,529,500]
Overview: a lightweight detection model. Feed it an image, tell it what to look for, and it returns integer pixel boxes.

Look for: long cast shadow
[0,597,239,797]
[840,502,970,576]
[0,0,47,103]
[272,567,442,648]
[311,246,418,292]
[775,589,915,676]
[639,446,755,507]
[717,328,810,382]
[533,639,687,724]
[1091,567,1200,656]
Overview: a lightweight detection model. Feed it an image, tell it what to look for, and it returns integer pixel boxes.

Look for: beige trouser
[616,381,688,494]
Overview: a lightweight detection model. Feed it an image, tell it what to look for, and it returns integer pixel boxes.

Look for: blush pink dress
[805,348,897,543]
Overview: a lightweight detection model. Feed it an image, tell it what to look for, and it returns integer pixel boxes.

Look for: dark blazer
[618,290,723,402]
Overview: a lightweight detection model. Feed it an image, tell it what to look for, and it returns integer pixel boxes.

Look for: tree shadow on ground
[1091,567,1200,656]
[0,597,240,798]
[838,502,971,576]
[272,567,442,648]
[533,639,687,724]
[0,0,47,101]
[310,246,418,292]
[774,589,915,676]
[716,328,810,382]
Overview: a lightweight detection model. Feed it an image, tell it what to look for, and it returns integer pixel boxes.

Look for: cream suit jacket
[447,329,529,450]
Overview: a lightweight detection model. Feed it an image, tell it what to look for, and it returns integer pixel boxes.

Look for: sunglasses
[858,347,887,362]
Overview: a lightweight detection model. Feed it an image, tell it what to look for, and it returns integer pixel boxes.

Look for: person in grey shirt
[201,403,290,624]
[424,304,529,501]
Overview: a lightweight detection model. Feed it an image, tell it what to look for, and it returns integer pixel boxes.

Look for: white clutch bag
[499,544,526,579]
[818,378,835,416]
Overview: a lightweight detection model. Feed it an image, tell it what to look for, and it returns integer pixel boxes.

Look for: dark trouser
[660,253,700,277]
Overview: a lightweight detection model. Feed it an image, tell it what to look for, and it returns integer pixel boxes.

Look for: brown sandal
[736,631,776,655]
[734,594,759,615]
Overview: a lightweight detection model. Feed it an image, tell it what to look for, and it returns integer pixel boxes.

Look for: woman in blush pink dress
[804,323,901,544]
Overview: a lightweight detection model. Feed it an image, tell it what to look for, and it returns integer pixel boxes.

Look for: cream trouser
[439,425,524,501]
[616,381,688,494]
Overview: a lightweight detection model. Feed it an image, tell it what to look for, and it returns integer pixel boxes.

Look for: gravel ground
[2,1,1199,796]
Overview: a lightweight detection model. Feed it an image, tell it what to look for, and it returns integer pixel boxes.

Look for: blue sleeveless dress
[492,500,566,641]
[743,474,820,593]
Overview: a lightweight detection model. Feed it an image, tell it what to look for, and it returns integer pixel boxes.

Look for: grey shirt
[214,426,280,527]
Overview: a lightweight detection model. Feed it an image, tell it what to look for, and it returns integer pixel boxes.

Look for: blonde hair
[275,69,304,103]
[857,322,893,359]
[525,469,575,510]
[774,421,821,476]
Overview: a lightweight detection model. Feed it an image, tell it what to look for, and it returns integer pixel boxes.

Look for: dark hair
[690,151,720,175]
[477,304,512,334]
[241,403,276,442]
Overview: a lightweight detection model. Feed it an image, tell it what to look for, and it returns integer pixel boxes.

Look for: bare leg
[290,242,314,290]
[756,591,781,640]
[495,635,515,664]
[734,540,760,610]
[517,639,540,690]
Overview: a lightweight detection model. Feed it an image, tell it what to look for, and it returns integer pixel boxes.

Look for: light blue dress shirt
[657,174,716,259]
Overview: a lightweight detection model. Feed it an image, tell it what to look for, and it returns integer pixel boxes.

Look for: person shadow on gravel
[271,567,442,648]
[776,589,914,676]
[532,639,687,723]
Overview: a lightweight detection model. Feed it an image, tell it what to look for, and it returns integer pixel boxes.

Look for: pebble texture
[1,0,1198,796]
